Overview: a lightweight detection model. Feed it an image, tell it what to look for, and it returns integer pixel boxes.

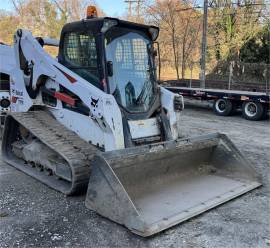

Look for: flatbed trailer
[166,86,270,121]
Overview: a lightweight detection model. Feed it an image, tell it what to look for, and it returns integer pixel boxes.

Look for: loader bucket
[85,133,261,237]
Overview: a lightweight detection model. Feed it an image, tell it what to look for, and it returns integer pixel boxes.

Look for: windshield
[105,27,156,113]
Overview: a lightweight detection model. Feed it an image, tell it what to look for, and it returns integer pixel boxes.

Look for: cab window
[63,32,100,88]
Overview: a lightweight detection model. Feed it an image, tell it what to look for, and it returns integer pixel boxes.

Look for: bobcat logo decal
[91,97,99,108]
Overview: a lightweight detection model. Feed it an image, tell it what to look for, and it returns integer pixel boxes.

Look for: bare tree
[52,0,105,21]
[180,9,201,78]
[6,0,105,39]
[146,0,183,79]
[145,0,201,80]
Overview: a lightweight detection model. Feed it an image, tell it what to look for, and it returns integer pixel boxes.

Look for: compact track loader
[1,7,261,236]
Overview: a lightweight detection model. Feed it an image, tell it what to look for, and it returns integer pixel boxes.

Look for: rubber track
[4,111,98,195]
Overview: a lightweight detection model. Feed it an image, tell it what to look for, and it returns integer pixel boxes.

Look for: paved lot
[0,106,269,248]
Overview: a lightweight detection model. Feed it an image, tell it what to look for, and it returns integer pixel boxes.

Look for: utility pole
[200,0,208,88]
[137,0,140,17]
[125,0,135,17]
[125,0,143,19]
[267,20,270,93]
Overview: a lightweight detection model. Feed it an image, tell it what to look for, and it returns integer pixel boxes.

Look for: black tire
[242,101,265,121]
[213,99,233,116]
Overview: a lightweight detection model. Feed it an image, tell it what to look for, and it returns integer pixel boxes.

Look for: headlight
[173,95,183,112]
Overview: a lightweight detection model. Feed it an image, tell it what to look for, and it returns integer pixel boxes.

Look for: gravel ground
[0,105,269,248]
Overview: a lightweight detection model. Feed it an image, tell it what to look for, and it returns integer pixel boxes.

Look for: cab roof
[61,17,159,41]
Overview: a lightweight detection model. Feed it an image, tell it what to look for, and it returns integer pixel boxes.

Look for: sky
[96,0,127,16]
[0,0,128,17]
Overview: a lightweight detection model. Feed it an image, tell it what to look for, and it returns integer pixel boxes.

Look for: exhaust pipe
[85,133,261,236]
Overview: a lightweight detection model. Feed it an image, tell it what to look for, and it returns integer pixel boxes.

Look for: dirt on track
[0,105,269,248]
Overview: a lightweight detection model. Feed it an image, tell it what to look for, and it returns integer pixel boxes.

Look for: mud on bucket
[85,133,261,237]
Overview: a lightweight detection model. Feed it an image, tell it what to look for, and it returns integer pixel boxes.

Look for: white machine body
[1,30,183,151]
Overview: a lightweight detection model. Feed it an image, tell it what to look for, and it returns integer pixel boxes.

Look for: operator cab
[58,9,160,118]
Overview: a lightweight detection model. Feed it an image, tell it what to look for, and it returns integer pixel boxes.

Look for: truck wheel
[242,101,264,121]
[213,99,233,116]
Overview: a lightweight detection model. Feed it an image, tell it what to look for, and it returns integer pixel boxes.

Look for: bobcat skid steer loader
[0,7,261,236]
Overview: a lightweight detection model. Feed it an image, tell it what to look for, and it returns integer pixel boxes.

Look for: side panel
[160,87,183,139]
[50,108,110,150]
